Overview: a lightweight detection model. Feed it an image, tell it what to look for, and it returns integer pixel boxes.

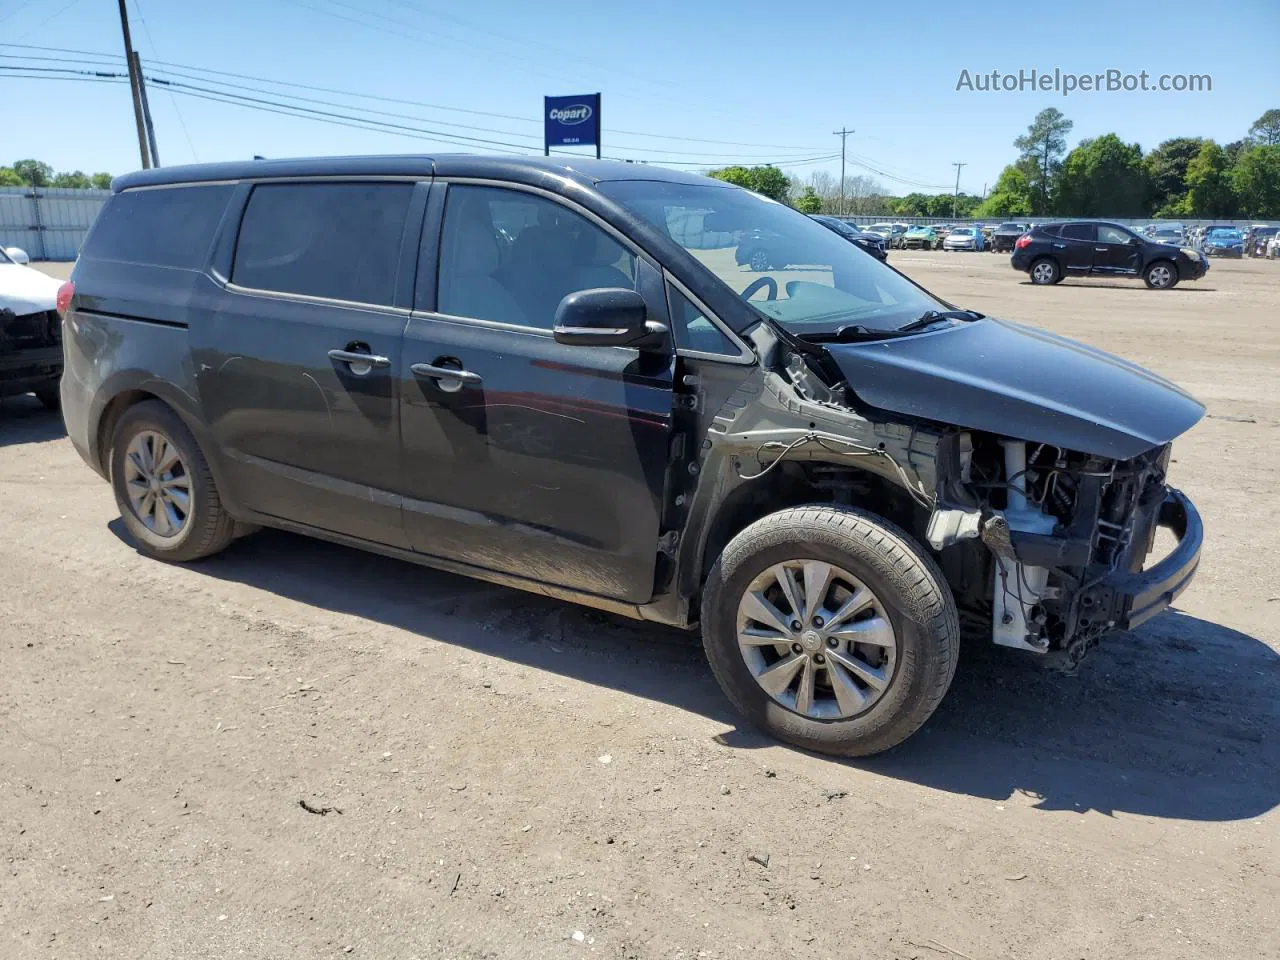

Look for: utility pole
[832,127,853,216]
[951,161,966,219]
[133,52,160,166]
[116,0,151,169]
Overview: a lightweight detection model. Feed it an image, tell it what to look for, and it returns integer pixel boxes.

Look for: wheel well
[1147,257,1177,276]
[96,389,160,473]
[698,463,930,584]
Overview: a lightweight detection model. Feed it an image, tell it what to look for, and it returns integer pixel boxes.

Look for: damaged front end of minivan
[674,314,1205,668]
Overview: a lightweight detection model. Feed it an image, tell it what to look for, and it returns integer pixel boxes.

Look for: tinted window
[82,185,232,268]
[437,185,635,329]
[1098,225,1134,244]
[232,182,413,305]
[669,287,739,356]
[1060,222,1095,241]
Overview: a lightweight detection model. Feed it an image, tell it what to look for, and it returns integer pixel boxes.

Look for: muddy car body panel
[62,155,1206,755]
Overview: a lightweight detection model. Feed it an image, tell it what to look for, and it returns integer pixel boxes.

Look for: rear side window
[232,182,414,305]
[82,185,232,268]
[1060,222,1095,241]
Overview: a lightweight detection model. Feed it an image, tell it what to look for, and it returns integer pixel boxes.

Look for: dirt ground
[2,253,1277,960]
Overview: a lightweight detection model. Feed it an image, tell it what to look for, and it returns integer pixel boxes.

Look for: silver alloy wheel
[123,430,192,538]
[1032,261,1056,283]
[1148,264,1172,287]
[736,560,897,720]
[749,249,770,271]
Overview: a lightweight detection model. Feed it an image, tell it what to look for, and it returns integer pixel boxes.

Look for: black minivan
[63,156,1205,757]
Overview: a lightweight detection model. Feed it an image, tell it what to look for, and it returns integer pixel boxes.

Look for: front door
[396,183,674,603]
[1056,221,1096,275]
[1092,224,1143,275]
[195,180,424,547]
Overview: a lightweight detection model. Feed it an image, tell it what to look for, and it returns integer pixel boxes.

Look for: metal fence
[0,187,110,261]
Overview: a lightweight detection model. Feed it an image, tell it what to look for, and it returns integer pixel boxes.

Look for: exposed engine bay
[674,317,1203,668]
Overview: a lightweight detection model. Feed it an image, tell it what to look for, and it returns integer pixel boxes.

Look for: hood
[825,318,1205,459]
[0,263,61,314]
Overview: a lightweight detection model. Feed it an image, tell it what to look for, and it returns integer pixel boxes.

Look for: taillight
[56,280,74,316]
[1014,234,1032,249]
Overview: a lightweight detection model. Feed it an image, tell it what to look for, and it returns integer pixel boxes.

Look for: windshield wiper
[895,308,984,333]
[798,324,906,344]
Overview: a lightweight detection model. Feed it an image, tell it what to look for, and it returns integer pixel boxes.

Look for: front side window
[232,182,414,305]
[1098,225,1134,244]
[600,179,940,335]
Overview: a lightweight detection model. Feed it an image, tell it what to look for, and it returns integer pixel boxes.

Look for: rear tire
[1029,257,1060,285]
[700,505,959,757]
[109,400,236,563]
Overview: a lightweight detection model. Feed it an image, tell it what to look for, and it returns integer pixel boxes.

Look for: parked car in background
[810,215,889,261]
[864,223,894,248]
[1201,227,1245,258]
[1,245,68,409]
[990,222,1029,253]
[901,225,939,250]
[942,226,984,251]
[1149,224,1186,245]
[1246,225,1278,257]
[1011,219,1209,288]
[61,154,1206,758]
[933,224,953,239]
[1267,232,1280,259]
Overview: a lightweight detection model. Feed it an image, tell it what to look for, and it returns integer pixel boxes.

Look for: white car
[1268,233,1280,259]
[1,245,67,409]
[942,226,984,251]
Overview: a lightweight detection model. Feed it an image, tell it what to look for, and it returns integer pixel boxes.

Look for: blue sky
[2,0,1275,195]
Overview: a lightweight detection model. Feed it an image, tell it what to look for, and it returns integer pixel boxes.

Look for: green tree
[12,159,53,187]
[90,172,113,190]
[794,186,822,214]
[973,164,1033,218]
[51,170,92,189]
[1182,141,1237,217]
[706,164,791,203]
[891,192,931,216]
[1231,144,1280,218]
[1055,135,1149,216]
[1248,109,1280,147]
[0,167,24,186]
[1144,137,1206,214]
[1013,108,1073,215]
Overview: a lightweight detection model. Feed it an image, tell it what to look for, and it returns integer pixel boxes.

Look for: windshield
[600,179,942,333]
[867,224,891,234]
[951,228,973,236]
[1208,229,1243,240]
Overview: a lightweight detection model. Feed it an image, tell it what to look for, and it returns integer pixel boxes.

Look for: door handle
[1094,247,1108,252]
[411,362,482,390]
[328,348,390,372]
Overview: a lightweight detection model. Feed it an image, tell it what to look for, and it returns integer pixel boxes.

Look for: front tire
[1144,260,1178,289]
[748,249,771,272]
[110,400,236,562]
[700,506,959,757]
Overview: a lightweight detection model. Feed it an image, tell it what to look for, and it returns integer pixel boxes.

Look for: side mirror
[5,246,30,264]
[1128,236,1142,245]
[553,288,668,350]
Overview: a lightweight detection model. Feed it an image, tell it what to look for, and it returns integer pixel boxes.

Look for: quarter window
[436,185,636,329]
[232,182,414,305]
[82,185,233,268]
[668,287,739,356]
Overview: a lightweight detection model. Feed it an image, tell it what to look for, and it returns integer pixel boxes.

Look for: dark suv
[1011,220,1209,289]
[63,156,1204,757]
